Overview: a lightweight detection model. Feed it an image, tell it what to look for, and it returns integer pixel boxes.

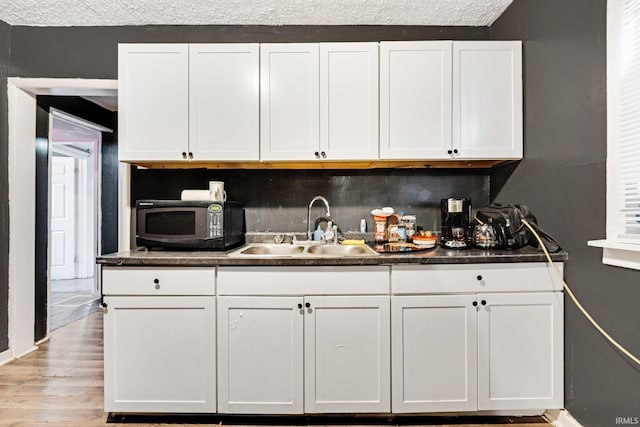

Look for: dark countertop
[97,244,568,267]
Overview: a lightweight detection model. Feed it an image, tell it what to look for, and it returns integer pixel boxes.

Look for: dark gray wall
[0,19,9,353]
[491,1,640,425]
[8,25,489,79]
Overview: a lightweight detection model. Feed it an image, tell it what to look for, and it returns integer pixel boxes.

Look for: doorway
[47,109,109,331]
[5,78,119,362]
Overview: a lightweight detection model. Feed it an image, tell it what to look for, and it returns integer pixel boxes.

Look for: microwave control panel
[207,204,224,239]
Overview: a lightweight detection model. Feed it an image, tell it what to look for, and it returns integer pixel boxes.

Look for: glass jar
[397,223,407,243]
[402,214,416,240]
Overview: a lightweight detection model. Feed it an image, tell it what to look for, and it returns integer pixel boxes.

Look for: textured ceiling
[0,0,512,27]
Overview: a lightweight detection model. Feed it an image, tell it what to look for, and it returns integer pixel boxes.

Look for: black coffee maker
[440,197,472,249]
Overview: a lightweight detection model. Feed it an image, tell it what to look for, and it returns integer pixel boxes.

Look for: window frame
[588,0,640,270]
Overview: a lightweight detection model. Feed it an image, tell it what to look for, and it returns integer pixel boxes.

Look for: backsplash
[131,167,490,234]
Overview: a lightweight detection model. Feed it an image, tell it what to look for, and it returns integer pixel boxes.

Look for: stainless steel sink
[229,243,379,257]
[236,244,306,256]
[305,244,378,257]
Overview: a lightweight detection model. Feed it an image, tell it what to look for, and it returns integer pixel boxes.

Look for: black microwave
[136,200,244,250]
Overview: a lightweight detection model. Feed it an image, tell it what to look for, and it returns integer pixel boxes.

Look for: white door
[118,44,189,161]
[380,41,453,160]
[391,294,478,413]
[50,156,76,280]
[477,292,564,410]
[452,41,523,159]
[189,44,260,161]
[103,296,216,413]
[260,43,320,161]
[319,43,379,160]
[217,296,304,414]
[304,296,390,413]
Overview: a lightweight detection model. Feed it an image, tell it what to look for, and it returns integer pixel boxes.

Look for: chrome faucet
[307,196,331,240]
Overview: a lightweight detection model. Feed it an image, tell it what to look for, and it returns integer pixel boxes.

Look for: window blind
[620,0,640,239]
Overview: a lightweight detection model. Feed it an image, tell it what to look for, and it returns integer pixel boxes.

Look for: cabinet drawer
[391,263,563,294]
[102,267,215,295]
[217,266,390,295]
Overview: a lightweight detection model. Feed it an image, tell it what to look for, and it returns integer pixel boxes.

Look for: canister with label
[374,216,387,243]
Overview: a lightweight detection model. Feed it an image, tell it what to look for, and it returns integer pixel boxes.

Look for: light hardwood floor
[50,277,101,331]
[0,312,551,427]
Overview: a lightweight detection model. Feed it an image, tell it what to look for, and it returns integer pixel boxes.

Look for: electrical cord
[521,219,640,367]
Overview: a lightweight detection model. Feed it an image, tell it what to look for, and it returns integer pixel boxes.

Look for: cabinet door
[452,41,523,159]
[380,41,452,160]
[477,292,563,410]
[118,44,189,161]
[189,44,260,161]
[319,43,379,160]
[260,44,320,161]
[103,296,216,413]
[391,295,478,413]
[304,296,390,413]
[217,297,304,414]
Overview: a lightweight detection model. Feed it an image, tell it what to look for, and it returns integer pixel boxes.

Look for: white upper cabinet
[380,41,453,160]
[320,43,379,160]
[119,43,259,162]
[260,44,320,161]
[261,43,379,161]
[118,44,189,162]
[189,44,260,161]
[380,40,522,161]
[119,41,522,164]
[453,41,523,160]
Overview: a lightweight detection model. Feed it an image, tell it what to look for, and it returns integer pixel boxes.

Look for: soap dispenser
[313,224,324,241]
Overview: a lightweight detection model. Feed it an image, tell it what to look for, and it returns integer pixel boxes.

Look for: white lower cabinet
[103,296,216,413]
[217,295,390,414]
[391,264,564,414]
[477,292,564,411]
[304,296,390,413]
[217,296,304,414]
[102,266,217,413]
[391,294,478,413]
[102,263,562,416]
[216,266,391,414]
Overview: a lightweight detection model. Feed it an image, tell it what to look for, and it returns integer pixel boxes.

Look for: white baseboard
[0,349,14,367]
[545,410,584,427]
[0,345,40,367]
[35,335,50,346]
[12,345,38,360]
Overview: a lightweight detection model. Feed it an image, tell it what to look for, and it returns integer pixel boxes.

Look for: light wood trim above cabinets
[127,159,511,170]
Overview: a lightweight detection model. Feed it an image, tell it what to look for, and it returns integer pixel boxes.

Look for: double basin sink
[229,242,379,258]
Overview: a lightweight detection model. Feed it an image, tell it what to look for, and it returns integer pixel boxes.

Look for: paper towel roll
[180,189,211,201]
